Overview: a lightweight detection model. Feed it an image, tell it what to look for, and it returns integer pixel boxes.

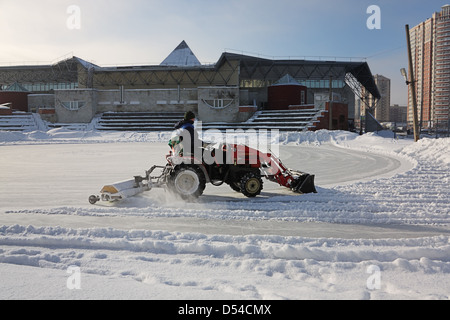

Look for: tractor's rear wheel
[240,172,263,198]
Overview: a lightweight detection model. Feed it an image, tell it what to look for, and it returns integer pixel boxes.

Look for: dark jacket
[174,119,201,155]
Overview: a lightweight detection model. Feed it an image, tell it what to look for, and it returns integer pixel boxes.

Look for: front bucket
[292,174,318,194]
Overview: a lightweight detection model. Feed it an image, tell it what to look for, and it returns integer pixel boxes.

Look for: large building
[409,5,450,130]
[374,75,391,122]
[390,104,408,124]
[0,41,380,130]
[361,74,391,123]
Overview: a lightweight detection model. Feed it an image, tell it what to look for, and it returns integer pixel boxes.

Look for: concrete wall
[28,94,55,112]
[30,86,254,124]
[28,94,56,122]
[198,87,240,123]
[96,88,198,113]
[54,89,98,123]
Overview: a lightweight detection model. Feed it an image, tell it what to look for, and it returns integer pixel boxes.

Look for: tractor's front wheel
[240,172,263,198]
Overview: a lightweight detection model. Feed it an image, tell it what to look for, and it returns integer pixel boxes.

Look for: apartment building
[409,5,450,129]
[360,74,390,123]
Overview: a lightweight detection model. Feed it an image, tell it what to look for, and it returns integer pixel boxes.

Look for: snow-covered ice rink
[0,129,449,299]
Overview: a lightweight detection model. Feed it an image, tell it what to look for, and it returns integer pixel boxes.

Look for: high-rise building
[390,104,408,124]
[409,5,450,130]
[373,75,391,122]
[434,5,450,127]
[360,74,390,122]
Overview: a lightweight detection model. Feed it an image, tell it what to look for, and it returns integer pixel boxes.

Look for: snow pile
[0,129,449,300]
[0,128,174,145]
[1,224,449,300]
[401,137,450,165]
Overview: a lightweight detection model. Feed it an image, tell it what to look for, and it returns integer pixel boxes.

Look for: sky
[0,0,448,105]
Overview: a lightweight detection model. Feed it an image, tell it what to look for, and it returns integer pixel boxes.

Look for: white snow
[0,128,449,300]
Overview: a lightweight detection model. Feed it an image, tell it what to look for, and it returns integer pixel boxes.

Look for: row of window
[239,79,345,89]
[0,82,78,92]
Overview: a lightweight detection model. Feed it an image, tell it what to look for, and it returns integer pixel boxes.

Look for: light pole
[401,67,420,141]
[402,24,420,142]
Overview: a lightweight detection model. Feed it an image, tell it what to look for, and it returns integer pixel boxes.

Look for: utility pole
[405,24,420,142]
[329,76,333,130]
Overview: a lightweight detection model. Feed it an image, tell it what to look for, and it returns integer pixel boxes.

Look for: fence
[402,120,450,138]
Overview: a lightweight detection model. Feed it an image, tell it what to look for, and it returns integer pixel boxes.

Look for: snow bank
[1,224,449,299]
[401,137,450,165]
[1,224,449,263]
[0,128,173,145]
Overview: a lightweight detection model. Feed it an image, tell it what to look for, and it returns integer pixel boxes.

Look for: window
[21,82,78,92]
[202,98,234,109]
[214,99,225,108]
[61,101,86,111]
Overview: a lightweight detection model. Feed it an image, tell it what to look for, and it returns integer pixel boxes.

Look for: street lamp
[400,68,409,84]
[403,24,420,142]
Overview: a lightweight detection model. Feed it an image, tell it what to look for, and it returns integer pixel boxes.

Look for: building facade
[0,41,381,127]
[373,75,391,122]
[390,104,408,124]
[409,5,450,130]
[434,5,450,127]
[359,74,390,123]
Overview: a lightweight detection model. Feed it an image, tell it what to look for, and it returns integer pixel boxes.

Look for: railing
[223,48,368,62]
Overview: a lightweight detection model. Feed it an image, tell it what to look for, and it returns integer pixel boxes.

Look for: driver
[169,111,203,161]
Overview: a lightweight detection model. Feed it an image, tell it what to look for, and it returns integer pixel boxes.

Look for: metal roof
[160,41,201,67]
[0,52,380,100]
[217,52,381,99]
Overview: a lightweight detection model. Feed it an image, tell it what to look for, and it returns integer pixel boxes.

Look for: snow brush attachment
[89,176,150,204]
[89,165,169,204]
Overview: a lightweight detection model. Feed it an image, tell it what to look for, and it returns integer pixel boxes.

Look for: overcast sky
[0,0,447,105]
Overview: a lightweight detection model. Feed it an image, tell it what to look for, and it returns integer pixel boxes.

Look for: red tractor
[89,143,317,204]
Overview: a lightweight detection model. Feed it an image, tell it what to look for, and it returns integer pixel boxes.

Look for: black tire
[240,172,263,198]
[168,166,206,200]
[89,195,99,205]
